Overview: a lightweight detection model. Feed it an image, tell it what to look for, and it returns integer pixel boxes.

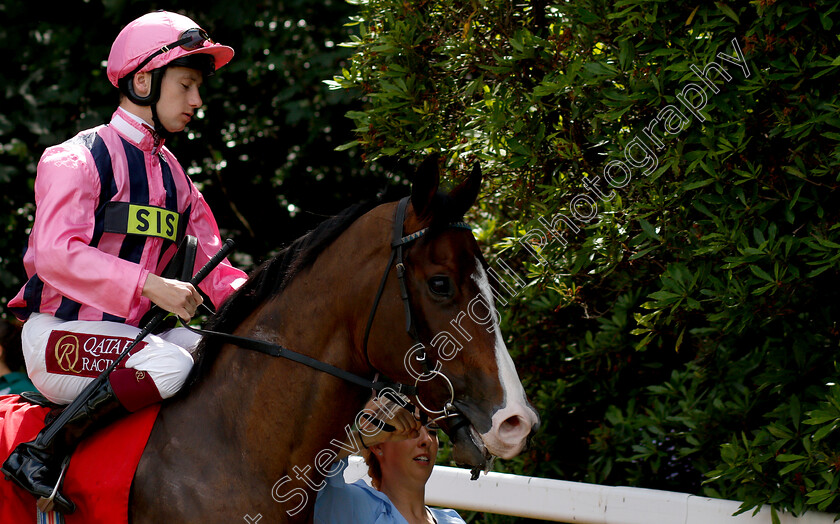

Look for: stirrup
[35,455,74,514]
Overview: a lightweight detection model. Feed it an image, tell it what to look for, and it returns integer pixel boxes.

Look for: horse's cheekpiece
[362,196,472,419]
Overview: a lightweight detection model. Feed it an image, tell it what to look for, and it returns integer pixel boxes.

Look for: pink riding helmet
[107,10,234,88]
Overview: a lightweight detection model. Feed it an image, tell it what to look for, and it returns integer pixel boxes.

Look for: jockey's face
[156,66,204,133]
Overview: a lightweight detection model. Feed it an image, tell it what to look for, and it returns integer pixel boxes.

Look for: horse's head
[364,156,540,471]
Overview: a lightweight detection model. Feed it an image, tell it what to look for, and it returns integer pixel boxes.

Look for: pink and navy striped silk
[10,108,246,326]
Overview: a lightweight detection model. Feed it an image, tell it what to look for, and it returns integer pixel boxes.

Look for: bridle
[362,196,472,424]
[188,197,472,423]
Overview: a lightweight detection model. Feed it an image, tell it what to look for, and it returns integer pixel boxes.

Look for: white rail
[345,457,837,523]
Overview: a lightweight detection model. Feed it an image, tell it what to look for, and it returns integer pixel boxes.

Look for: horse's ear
[410,154,440,217]
[448,162,483,218]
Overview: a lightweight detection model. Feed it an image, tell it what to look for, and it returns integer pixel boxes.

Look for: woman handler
[315,399,467,524]
[2,11,247,514]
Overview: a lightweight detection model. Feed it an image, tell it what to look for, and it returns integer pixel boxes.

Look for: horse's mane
[189,200,380,381]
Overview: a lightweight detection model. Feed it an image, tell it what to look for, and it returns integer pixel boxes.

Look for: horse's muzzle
[446,413,492,476]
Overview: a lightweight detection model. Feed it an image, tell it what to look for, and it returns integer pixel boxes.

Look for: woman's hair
[0,318,24,371]
[361,447,383,491]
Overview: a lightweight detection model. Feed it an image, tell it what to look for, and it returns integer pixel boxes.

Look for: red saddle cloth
[0,394,159,524]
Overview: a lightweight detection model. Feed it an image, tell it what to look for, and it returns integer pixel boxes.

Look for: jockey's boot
[1,378,127,514]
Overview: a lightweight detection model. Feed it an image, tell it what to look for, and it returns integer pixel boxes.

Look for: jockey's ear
[132,71,154,97]
[448,162,482,219]
[410,154,440,218]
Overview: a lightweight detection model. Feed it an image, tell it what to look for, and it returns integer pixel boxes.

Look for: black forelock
[424,191,468,231]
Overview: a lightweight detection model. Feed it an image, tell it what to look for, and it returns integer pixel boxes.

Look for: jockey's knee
[132,347,194,400]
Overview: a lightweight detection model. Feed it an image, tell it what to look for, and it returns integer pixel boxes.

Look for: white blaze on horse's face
[471,258,540,459]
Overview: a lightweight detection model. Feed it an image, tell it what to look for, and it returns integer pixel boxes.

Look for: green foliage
[334,0,840,519]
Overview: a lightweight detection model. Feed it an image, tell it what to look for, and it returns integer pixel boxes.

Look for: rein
[188,197,471,401]
[183,322,416,394]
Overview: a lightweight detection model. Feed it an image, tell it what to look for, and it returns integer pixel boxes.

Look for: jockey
[1,11,248,514]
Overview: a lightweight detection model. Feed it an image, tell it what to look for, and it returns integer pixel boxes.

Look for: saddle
[0,395,160,524]
[18,391,61,410]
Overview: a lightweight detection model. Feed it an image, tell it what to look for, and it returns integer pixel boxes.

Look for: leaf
[776,453,806,462]
[649,290,682,301]
[629,244,660,260]
[683,178,714,191]
[780,461,806,475]
[813,424,838,441]
[618,39,635,70]
[686,5,700,25]
[805,411,840,425]
[766,425,794,439]
[639,218,661,241]
[674,327,685,352]
[583,61,619,78]
[334,140,360,151]
[715,2,740,22]
[749,265,773,282]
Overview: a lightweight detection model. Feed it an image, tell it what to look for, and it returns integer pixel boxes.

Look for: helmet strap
[119,68,164,107]
[119,68,173,141]
[150,102,174,141]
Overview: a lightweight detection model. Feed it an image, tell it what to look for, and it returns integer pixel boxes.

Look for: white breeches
[21,313,200,405]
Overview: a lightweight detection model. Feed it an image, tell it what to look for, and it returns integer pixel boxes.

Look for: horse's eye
[428,276,453,297]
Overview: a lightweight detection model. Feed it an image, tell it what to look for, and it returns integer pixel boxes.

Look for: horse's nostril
[499,415,528,439]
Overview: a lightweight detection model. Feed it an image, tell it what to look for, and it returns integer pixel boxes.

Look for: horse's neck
[143,227,387,520]
[180,273,373,455]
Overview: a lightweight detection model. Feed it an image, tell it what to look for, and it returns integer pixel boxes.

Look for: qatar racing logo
[45,330,147,378]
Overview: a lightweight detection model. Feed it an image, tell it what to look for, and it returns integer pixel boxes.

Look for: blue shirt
[314,458,466,524]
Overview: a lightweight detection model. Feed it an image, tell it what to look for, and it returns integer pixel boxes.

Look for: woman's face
[378,425,440,487]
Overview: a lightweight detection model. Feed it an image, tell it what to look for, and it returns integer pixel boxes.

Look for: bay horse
[128,157,540,522]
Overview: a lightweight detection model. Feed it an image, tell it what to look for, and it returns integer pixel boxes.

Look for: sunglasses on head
[127,28,211,80]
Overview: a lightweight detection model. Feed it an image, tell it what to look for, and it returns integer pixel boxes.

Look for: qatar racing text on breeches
[21,313,198,407]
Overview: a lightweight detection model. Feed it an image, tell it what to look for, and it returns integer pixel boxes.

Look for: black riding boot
[1,379,127,514]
